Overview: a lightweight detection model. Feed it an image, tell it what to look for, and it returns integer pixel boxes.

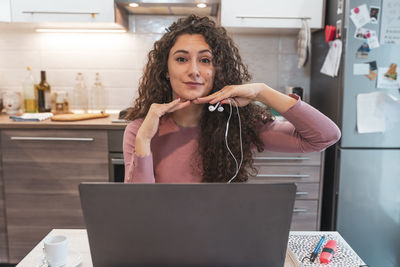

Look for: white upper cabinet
[10,0,115,23]
[220,0,325,31]
[0,0,11,22]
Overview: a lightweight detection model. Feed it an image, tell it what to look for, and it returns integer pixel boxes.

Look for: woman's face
[167,34,215,101]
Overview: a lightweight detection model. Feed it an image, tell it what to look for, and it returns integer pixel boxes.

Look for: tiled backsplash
[0,16,310,111]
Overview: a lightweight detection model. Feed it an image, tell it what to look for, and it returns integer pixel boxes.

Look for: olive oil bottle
[23,66,37,113]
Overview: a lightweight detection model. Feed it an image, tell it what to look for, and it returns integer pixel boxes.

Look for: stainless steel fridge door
[341,0,400,148]
[337,149,400,267]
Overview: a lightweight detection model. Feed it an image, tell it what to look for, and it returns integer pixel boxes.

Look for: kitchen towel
[10,113,53,122]
[297,19,310,68]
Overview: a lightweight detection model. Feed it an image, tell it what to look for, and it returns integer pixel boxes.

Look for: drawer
[108,130,124,152]
[291,200,318,231]
[253,151,322,166]
[246,180,319,200]
[250,166,320,183]
[293,183,319,199]
[1,130,107,158]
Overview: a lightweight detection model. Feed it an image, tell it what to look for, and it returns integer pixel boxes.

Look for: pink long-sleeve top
[123,96,341,183]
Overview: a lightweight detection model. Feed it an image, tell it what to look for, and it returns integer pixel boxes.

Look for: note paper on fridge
[353,64,370,75]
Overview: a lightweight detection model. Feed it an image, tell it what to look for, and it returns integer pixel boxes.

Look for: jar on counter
[3,91,23,115]
[54,91,70,114]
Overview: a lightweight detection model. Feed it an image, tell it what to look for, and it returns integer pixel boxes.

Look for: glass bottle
[72,73,88,113]
[36,70,51,112]
[23,66,37,113]
[88,72,106,113]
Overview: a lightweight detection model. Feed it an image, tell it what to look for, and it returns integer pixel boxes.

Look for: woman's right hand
[135,98,191,156]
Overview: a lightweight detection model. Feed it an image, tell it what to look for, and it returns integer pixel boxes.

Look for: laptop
[79,183,296,267]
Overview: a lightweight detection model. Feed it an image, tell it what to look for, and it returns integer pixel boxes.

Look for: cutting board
[51,113,109,121]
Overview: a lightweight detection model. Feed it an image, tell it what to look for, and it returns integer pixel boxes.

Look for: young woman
[123,15,341,183]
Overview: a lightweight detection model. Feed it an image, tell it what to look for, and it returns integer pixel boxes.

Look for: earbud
[209,102,224,112]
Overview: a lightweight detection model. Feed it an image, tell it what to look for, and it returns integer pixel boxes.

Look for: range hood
[115,0,220,17]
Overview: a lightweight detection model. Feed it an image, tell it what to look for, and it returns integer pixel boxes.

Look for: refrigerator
[310,0,400,267]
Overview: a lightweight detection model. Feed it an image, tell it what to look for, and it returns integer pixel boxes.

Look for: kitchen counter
[0,113,127,130]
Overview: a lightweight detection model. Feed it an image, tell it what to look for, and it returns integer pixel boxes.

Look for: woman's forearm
[123,121,156,183]
[135,134,152,156]
[255,83,297,114]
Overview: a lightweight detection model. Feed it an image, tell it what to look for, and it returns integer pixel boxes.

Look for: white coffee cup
[44,235,68,267]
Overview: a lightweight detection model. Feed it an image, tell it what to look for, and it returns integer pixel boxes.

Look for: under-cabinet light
[36,29,127,33]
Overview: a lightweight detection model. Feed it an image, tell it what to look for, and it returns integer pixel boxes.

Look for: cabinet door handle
[293,208,308,213]
[10,137,94,142]
[256,174,309,178]
[254,156,310,161]
[111,158,125,165]
[296,191,309,196]
[22,11,100,15]
[236,16,311,20]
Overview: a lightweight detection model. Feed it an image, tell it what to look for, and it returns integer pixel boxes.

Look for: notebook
[79,182,296,267]
[287,231,366,267]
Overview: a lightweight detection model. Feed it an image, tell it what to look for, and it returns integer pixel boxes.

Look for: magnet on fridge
[354,28,371,40]
[366,70,377,81]
[356,42,370,59]
[385,64,398,81]
[367,30,379,49]
[368,61,377,71]
[369,6,380,24]
[325,25,336,43]
[365,61,377,81]
[337,0,343,14]
[336,20,342,39]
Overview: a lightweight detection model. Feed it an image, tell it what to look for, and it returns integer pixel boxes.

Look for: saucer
[66,250,82,267]
[38,249,82,267]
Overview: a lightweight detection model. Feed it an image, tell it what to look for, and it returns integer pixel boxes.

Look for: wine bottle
[36,70,51,112]
[23,66,37,113]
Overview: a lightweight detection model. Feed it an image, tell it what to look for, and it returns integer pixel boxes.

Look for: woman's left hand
[192,83,265,107]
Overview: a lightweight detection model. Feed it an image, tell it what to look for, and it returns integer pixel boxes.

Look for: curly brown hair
[125,14,272,182]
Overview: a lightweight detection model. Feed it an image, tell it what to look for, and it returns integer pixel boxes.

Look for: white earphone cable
[226,98,243,183]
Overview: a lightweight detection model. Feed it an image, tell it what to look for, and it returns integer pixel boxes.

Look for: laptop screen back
[79,183,296,267]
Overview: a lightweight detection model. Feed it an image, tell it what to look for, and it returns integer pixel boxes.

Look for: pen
[310,235,325,262]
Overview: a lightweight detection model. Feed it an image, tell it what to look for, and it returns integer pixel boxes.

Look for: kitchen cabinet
[1,129,109,263]
[220,0,325,31]
[10,0,125,26]
[0,0,11,22]
[0,146,8,263]
[248,151,324,230]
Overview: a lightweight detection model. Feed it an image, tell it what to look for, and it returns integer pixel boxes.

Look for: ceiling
[115,0,220,16]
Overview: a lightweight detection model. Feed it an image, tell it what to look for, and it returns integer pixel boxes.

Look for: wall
[0,16,311,112]
[232,33,311,102]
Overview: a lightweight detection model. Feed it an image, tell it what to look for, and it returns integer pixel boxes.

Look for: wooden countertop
[0,113,127,130]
